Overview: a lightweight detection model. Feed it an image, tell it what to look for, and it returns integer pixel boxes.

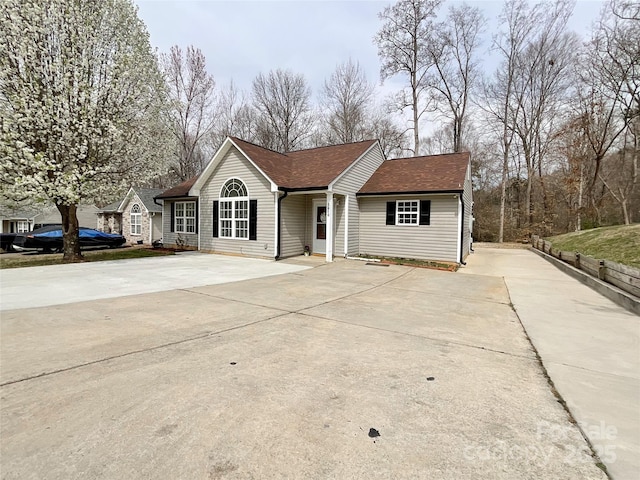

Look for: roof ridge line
[389,151,471,161]
[288,138,377,154]
[230,136,289,157]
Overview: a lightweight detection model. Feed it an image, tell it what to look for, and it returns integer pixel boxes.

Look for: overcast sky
[135,0,605,102]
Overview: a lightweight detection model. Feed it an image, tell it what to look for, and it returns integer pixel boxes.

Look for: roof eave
[154,195,199,200]
[356,189,464,197]
[280,185,329,193]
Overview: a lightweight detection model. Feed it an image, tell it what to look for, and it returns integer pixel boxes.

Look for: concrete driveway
[0,254,610,479]
[0,252,312,311]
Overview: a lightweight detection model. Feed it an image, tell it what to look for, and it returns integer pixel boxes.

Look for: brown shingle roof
[229,138,290,186]
[155,176,199,199]
[358,152,470,195]
[230,137,377,190]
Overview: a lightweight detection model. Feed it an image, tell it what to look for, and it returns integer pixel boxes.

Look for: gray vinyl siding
[162,199,198,249]
[461,163,473,261]
[333,196,344,256]
[304,195,315,248]
[199,146,276,258]
[346,194,360,255]
[359,196,460,262]
[332,144,384,256]
[280,194,306,258]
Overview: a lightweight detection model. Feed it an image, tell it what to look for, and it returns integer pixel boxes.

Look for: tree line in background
[0,0,637,262]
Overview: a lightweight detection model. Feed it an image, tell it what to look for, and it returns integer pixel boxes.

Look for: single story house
[0,203,98,233]
[97,187,164,245]
[155,136,473,264]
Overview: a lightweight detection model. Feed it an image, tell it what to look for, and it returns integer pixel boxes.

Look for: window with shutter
[386,199,431,226]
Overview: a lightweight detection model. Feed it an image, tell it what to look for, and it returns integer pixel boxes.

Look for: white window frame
[219,178,249,240]
[130,204,142,236]
[16,220,29,233]
[175,201,196,234]
[396,200,419,226]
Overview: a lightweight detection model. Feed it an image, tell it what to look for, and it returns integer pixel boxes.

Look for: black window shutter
[194,201,199,234]
[249,199,257,240]
[170,202,175,232]
[386,201,395,225]
[419,200,431,225]
[212,201,219,237]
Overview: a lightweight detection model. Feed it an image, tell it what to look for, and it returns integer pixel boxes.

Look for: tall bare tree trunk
[413,83,420,155]
[621,199,630,225]
[57,204,82,263]
[576,162,584,231]
[499,150,509,243]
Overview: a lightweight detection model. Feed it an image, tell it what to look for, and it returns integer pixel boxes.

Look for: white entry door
[312,199,326,254]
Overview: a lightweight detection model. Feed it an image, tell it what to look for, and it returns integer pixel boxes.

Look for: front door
[312,200,326,254]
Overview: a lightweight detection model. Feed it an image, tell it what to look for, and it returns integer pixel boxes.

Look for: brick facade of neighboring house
[97,187,164,245]
[96,202,121,234]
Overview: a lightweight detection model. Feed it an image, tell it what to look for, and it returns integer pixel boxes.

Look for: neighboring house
[0,204,98,233]
[155,136,473,264]
[97,187,164,245]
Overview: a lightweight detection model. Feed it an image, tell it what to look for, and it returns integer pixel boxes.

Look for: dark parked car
[13,225,126,252]
[1,233,17,252]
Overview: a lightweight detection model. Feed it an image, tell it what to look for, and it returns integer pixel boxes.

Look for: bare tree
[162,45,216,182]
[212,81,257,148]
[577,0,640,194]
[598,117,639,224]
[366,102,409,158]
[425,3,485,153]
[321,59,374,144]
[481,0,540,242]
[375,0,444,155]
[510,0,577,229]
[252,69,314,152]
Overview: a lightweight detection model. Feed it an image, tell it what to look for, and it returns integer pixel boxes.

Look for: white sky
[135,0,605,105]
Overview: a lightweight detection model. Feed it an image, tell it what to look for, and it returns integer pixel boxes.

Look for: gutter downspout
[459,198,466,265]
[275,191,288,260]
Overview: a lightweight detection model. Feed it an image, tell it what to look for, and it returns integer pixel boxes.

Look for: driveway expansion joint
[0,313,287,388]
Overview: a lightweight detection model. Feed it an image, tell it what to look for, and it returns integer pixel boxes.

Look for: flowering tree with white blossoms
[0,0,170,262]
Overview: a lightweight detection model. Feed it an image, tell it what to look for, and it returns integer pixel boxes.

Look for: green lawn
[545,224,640,268]
[0,247,175,269]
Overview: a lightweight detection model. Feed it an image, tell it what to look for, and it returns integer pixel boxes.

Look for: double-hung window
[396,200,419,225]
[130,204,142,235]
[175,201,196,233]
[219,178,249,239]
[16,221,29,233]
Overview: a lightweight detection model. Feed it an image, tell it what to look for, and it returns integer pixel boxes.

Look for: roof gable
[104,187,165,212]
[358,152,470,195]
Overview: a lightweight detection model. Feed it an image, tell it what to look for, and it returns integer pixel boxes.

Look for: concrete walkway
[461,246,640,480]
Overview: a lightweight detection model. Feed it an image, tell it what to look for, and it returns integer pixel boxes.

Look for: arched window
[130,203,142,235]
[220,178,248,239]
